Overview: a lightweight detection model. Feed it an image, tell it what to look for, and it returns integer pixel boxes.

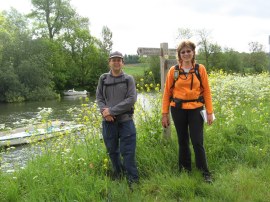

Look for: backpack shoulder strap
[101,73,109,83]
[194,63,203,88]
[170,64,179,90]
[101,73,109,98]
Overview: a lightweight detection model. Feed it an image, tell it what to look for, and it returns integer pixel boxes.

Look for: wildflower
[83,116,89,122]
[149,71,153,75]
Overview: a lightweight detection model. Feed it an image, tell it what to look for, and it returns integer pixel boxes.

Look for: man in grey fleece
[96,51,139,186]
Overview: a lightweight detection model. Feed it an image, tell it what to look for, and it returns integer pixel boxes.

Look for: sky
[1,0,270,55]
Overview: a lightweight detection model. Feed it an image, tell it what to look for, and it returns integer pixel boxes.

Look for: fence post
[160,43,171,139]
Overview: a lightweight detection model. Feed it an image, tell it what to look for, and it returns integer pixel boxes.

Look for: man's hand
[105,115,115,122]
[162,113,170,128]
[102,108,111,117]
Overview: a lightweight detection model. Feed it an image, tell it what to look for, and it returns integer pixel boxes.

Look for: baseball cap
[109,51,123,59]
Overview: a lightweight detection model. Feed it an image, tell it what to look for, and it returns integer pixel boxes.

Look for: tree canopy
[0,1,112,102]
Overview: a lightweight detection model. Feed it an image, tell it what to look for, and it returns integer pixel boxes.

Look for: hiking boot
[203,174,213,183]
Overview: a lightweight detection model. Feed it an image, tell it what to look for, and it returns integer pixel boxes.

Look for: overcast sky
[1,0,270,55]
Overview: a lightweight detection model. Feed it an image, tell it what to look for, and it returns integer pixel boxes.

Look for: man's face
[109,57,123,71]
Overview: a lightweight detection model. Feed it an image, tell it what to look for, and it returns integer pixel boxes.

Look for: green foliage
[29,0,75,39]
[147,56,161,84]
[0,64,25,102]
[0,5,109,102]
[0,72,270,201]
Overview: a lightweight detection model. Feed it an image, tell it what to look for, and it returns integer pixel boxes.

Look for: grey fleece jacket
[96,70,137,122]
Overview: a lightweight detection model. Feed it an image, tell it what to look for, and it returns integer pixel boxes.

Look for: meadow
[123,63,148,76]
[0,71,269,201]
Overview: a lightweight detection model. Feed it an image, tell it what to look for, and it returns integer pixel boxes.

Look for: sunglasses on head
[180,50,192,54]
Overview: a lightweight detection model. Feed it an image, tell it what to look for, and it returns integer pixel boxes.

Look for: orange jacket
[162,64,213,114]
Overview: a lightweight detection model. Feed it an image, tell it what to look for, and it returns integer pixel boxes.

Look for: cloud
[1,0,270,54]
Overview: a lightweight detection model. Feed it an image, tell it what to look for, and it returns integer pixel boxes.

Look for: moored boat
[63,89,87,96]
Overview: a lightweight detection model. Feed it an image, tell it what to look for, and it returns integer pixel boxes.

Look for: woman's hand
[207,113,214,125]
[162,113,170,128]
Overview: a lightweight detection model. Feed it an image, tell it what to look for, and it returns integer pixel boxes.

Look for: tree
[196,29,212,68]
[222,49,242,73]
[207,43,223,70]
[0,9,31,68]
[176,28,193,41]
[124,55,139,64]
[247,41,269,73]
[101,26,113,54]
[29,0,75,39]
[0,64,24,102]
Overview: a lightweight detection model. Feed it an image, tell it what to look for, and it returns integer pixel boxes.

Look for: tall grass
[0,72,269,201]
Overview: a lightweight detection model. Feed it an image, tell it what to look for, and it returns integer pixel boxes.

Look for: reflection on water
[0,95,94,129]
[0,145,42,173]
[62,95,88,101]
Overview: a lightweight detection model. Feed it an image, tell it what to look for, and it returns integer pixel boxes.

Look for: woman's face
[180,46,194,63]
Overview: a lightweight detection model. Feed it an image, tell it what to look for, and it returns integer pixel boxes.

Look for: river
[0,95,94,129]
[0,95,94,173]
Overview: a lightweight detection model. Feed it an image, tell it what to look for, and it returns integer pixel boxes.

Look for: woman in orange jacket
[162,40,214,183]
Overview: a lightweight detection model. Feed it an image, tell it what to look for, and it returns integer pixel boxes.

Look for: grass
[123,63,148,76]
[0,72,270,201]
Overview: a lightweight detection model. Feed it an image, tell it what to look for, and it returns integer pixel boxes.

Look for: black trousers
[171,106,209,174]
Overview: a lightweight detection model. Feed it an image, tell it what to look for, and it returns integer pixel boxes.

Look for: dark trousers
[102,120,139,182]
[171,106,209,174]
